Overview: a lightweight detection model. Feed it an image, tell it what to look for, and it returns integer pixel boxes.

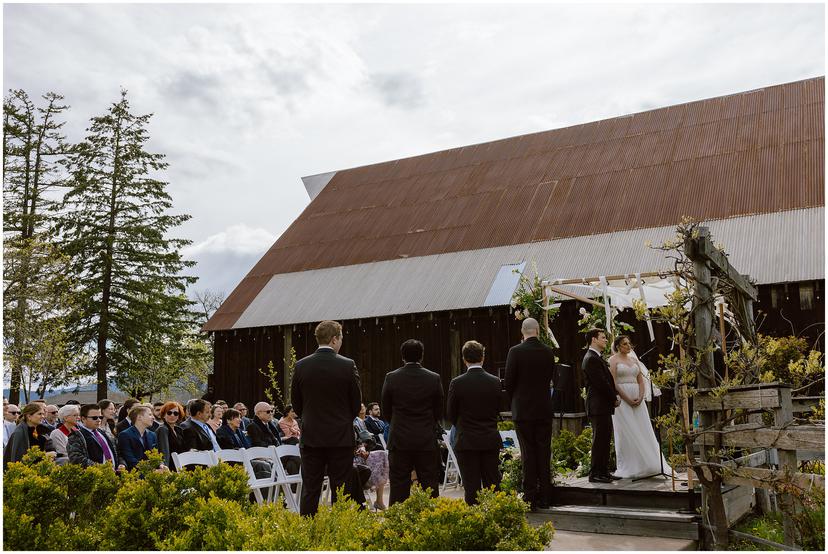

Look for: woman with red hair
[156,401,186,470]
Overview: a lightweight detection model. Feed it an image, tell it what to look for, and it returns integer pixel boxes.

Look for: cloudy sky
[4,2,824,296]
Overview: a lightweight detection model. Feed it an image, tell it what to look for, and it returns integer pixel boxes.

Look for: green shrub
[500,448,523,493]
[369,486,553,550]
[497,420,515,431]
[5,450,553,551]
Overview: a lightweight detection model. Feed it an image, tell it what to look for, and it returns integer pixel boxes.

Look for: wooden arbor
[685,227,825,549]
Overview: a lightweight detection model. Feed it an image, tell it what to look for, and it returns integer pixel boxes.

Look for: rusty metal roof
[205,77,825,331]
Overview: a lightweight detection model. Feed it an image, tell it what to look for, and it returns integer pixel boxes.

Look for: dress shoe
[607,473,622,481]
[588,475,612,483]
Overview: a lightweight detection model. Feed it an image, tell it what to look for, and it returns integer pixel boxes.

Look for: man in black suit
[582,328,621,483]
[246,401,283,447]
[67,404,125,470]
[180,399,220,452]
[291,320,362,516]
[381,339,444,506]
[504,317,556,510]
[447,340,502,505]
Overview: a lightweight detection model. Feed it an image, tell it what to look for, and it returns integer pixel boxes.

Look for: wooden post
[542,284,550,341]
[748,411,774,515]
[774,386,799,547]
[688,227,729,548]
[718,303,727,381]
[283,327,293,403]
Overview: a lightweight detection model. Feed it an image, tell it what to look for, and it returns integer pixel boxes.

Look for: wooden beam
[543,284,603,307]
[695,388,783,411]
[686,231,758,300]
[792,396,823,413]
[699,465,825,491]
[547,271,672,286]
[695,424,825,450]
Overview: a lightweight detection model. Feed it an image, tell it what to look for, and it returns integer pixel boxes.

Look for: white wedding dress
[612,359,672,478]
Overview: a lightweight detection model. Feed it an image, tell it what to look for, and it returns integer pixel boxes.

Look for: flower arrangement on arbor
[510,264,559,348]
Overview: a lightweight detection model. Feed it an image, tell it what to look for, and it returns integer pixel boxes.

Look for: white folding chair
[499,430,520,452]
[217,448,274,504]
[243,446,280,505]
[172,450,217,471]
[441,432,462,489]
[273,444,303,512]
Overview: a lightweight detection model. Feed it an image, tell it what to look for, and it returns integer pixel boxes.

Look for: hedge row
[4,448,554,551]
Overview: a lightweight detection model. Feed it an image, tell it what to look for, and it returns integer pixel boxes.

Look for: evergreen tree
[59,89,198,400]
[3,89,72,403]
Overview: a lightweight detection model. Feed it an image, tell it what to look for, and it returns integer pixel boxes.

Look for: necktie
[93,430,112,462]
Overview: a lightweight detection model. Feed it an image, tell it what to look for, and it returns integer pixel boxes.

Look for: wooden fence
[694,382,825,547]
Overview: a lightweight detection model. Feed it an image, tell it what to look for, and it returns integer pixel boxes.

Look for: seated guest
[117,405,167,471]
[115,398,141,435]
[3,403,58,469]
[156,401,187,470]
[42,405,60,431]
[3,403,20,448]
[180,399,220,452]
[49,404,81,461]
[233,402,252,432]
[248,402,301,475]
[152,402,165,427]
[247,402,283,447]
[97,399,118,443]
[67,404,125,470]
[216,408,251,450]
[207,404,224,433]
[277,404,300,445]
[365,402,389,447]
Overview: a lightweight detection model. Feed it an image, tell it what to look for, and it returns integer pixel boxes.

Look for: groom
[582,328,621,483]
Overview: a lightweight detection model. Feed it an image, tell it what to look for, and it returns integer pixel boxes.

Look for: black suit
[114,417,131,436]
[381,361,444,505]
[504,336,556,506]
[246,416,282,448]
[291,346,362,516]
[447,366,502,504]
[180,418,216,452]
[67,425,120,468]
[582,348,617,478]
[216,424,251,449]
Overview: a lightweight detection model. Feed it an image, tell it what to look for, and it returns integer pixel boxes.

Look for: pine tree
[3,89,72,403]
[59,89,198,400]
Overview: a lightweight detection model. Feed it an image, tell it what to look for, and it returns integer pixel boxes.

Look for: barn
[203,77,825,413]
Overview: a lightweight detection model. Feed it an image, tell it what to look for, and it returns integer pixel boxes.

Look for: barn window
[799,283,814,311]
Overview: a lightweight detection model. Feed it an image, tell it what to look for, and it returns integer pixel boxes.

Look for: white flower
[514,310,524,320]
[579,307,587,316]
[523,308,531,318]
[510,298,517,308]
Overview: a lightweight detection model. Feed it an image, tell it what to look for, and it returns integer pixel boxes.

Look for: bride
[609,335,671,478]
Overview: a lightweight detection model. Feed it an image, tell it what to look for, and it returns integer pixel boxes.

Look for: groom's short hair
[585,328,605,344]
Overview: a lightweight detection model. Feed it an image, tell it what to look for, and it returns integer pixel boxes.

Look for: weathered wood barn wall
[208,280,824,411]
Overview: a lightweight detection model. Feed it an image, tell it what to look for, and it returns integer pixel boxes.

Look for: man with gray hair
[43,405,60,430]
[504,317,556,511]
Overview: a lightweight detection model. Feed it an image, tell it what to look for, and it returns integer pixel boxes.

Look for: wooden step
[537,504,700,540]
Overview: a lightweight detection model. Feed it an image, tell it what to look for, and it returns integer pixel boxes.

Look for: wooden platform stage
[553,474,696,511]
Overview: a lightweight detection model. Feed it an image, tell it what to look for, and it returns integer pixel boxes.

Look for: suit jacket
[504,337,556,421]
[582,348,617,416]
[447,367,502,451]
[291,347,362,448]
[114,417,131,436]
[67,425,120,468]
[180,418,216,451]
[3,423,33,469]
[117,426,158,470]
[381,362,444,451]
[216,424,251,450]
[246,416,282,448]
[156,423,186,468]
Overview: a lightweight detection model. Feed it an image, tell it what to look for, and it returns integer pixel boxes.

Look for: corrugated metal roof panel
[228,208,824,329]
[206,77,825,331]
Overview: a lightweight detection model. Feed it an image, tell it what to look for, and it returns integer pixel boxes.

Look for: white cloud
[183,224,276,257]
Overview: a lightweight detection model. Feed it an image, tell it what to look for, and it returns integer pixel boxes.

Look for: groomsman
[382,339,444,505]
[291,320,362,516]
[504,317,556,510]
[582,328,621,483]
[447,340,502,505]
